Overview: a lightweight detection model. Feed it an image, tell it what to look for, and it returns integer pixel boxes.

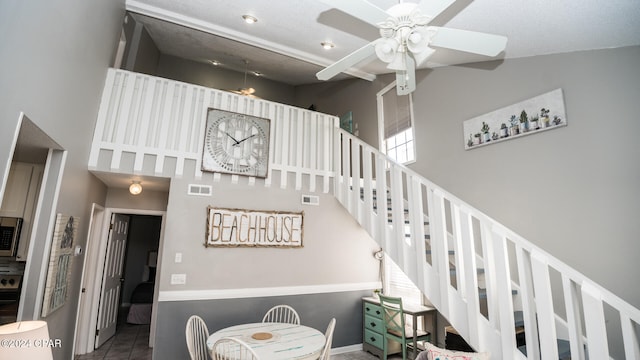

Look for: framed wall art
[205,206,303,248]
[41,213,79,317]
[202,108,271,178]
[463,88,567,150]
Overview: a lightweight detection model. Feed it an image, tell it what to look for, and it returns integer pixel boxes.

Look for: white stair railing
[89,69,640,360]
[334,129,640,360]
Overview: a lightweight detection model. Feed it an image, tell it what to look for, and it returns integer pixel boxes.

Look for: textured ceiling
[126,0,640,85]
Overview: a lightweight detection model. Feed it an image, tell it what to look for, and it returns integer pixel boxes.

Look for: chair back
[186,315,210,360]
[319,318,336,360]
[262,304,300,325]
[212,336,259,360]
[378,294,406,339]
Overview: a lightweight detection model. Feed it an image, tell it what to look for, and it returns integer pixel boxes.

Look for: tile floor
[74,322,152,360]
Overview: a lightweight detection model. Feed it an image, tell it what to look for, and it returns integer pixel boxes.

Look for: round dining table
[206,322,326,360]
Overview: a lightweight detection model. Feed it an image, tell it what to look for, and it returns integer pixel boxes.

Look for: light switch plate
[175,252,182,263]
[171,274,186,285]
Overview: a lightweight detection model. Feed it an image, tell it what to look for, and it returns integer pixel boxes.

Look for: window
[377,82,416,164]
[383,255,423,306]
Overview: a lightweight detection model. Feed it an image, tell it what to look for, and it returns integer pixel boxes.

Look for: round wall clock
[202,108,270,178]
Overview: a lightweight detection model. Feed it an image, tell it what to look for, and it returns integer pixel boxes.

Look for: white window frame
[383,254,423,306]
[376,81,417,165]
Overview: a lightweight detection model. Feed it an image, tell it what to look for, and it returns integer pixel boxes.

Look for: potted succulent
[553,116,563,125]
[500,123,508,138]
[509,115,519,136]
[474,132,482,145]
[481,122,490,142]
[492,132,499,140]
[373,288,382,299]
[530,115,540,130]
[519,110,529,133]
[540,108,551,128]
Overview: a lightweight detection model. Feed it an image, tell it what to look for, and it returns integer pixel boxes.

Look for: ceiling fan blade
[316,42,377,81]
[317,0,389,26]
[396,55,416,96]
[418,0,457,21]
[429,27,507,57]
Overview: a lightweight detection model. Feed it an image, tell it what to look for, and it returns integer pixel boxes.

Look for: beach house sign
[205,206,303,248]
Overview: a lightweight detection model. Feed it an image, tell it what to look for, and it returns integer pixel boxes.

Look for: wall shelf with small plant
[463,88,567,150]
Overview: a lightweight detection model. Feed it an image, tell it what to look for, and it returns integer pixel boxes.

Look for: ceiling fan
[316,0,508,95]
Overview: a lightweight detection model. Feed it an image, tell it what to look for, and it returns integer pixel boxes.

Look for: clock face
[202,109,270,177]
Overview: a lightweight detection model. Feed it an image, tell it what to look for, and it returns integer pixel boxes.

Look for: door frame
[74,206,166,355]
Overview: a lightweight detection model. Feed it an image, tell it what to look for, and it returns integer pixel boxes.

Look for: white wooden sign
[206,207,303,248]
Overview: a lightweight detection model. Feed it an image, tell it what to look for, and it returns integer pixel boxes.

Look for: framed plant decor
[463,88,567,150]
[42,213,79,317]
[202,108,271,178]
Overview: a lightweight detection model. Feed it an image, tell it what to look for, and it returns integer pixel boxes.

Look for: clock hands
[224,132,241,145]
[232,134,257,146]
[223,132,256,147]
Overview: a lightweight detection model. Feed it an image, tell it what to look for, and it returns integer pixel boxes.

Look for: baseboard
[331,344,363,354]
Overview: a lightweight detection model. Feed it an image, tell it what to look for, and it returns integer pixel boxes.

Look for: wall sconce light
[129,181,142,195]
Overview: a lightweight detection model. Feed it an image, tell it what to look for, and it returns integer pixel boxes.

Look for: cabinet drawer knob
[376,310,381,315]
[370,322,376,328]
[370,337,376,342]
[365,306,371,311]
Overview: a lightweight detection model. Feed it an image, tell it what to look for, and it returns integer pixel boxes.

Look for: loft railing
[89,69,640,359]
[88,69,337,192]
[335,129,640,360]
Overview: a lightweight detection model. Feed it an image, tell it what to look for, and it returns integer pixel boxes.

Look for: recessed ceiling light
[321,41,335,50]
[252,71,262,77]
[209,60,221,66]
[242,15,258,24]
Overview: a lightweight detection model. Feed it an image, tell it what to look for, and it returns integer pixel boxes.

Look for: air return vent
[301,194,319,206]
[188,184,212,196]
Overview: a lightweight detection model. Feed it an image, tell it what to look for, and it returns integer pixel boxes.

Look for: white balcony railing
[89,69,337,192]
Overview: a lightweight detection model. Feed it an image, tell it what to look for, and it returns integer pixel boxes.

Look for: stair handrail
[334,128,640,360]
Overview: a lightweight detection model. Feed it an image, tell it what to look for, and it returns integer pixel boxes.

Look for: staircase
[91,69,640,360]
[335,129,640,360]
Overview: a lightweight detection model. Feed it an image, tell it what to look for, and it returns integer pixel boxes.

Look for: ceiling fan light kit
[316,0,508,95]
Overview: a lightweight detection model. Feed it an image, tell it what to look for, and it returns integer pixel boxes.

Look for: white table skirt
[207,322,326,360]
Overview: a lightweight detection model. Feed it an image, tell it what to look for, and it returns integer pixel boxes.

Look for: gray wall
[157,290,370,359]
[0,1,125,359]
[152,175,380,359]
[296,46,640,310]
[156,55,297,106]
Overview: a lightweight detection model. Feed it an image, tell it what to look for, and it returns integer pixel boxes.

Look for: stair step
[449,267,485,276]
[426,250,455,255]
[518,339,571,360]
[514,311,524,328]
[478,288,518,299]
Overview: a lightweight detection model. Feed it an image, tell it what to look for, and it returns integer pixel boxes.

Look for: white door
[95,213,130,348]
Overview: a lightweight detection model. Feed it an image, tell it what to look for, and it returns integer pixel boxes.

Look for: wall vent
[188,184,212,196]
[301,194,319,206]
